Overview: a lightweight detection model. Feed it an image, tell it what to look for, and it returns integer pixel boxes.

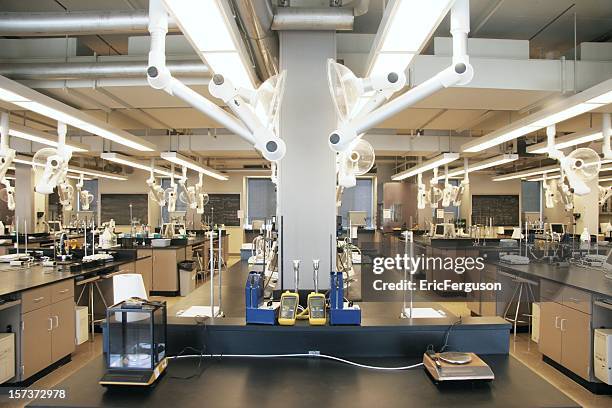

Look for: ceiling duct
[0,60,209,80]
[272,7,354,31]
[232,0,279,80]
[0,10,178,36]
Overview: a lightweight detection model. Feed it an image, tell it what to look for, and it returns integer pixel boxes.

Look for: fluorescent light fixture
[365,0,453,76]
[444,154,518,178]
[526,129,603,154]
[101,153,177,177]
[163,0,256,90]
[525,174,562,182]
[392,153,459,181]
[0,75,155,151]
[492,164,560,181]
[462,78,612,153]
[13,155,127,181]
[9,123,88,152]
[160,151,228,181]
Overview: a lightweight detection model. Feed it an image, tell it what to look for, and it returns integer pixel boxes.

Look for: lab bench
[467,261,612,392]
[0,254,149,386]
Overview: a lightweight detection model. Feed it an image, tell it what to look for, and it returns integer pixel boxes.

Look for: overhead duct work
[272,7,354,31]
[0,10,178,36]
[232,0,279,80]
[0,60,209,80]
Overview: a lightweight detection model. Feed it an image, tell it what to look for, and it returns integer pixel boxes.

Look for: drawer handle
[58,289,70,294]
[53,315,59,329]
[554,316,560,329]
[568,297,580,303]
[33,297,44,303]
[560,318,567,332]
[48,318,53,331]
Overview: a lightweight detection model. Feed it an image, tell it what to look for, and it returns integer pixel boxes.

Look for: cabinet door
[136,256,153,294]
[538,301,562,363]
[152,250,178,291]
[561,307,591,380]
[51,298,76,362]
[21,306,52,379]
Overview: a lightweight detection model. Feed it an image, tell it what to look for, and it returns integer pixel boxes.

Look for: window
[246,177,276,222]
[339,178,374,228]
[77,179,98,213]
[522,181,541,213]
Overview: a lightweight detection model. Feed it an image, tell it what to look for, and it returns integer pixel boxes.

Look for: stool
[502,275,538,338]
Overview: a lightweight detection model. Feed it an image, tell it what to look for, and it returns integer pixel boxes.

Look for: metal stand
[76,276,108,342]
[400,231,414,318]
[502,274,537,338]
[216,226,225,317]
[209,229,215,317]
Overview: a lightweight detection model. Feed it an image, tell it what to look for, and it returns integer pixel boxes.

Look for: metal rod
[209,229,214,316]
[217,226,223,317]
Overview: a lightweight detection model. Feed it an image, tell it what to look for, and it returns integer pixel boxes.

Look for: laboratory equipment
[329,270,361,326]
[100,298,167,387]
[33,122,71,195]
[423,351,494,382]
[307,260,326,325]
[245,270,278,325]
[165,165,178,213]
[278,260,300,326]
[594,328,612,385]
[147,160,166,206]
[0,177,15,211]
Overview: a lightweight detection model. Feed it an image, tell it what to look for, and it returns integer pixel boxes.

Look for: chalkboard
[203,193,241,226]
[101,194,148,225]
[471,195,519,226]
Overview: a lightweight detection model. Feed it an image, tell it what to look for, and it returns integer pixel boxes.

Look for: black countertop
[0,256,149,297]
[24,355,578,408]
[495,261,612,298]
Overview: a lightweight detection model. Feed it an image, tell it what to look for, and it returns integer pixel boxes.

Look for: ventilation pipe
[232,0,279,80]
[0,10,178,36]
[272,7,354,30]
[0,60,208,80]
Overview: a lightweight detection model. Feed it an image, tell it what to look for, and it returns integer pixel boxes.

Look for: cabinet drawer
[540,280,563,303]
[22,286,51,313]
[562,286,592,315]
[50,280,74,304]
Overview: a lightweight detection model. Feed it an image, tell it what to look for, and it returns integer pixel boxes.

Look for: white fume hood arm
[328,0,474,152]
[0,112,15,182]
[146,0,285,161]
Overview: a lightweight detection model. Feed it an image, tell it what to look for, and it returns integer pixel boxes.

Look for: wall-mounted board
[471,195,519,226]
[202,194,241,226]
[101,194,148,225]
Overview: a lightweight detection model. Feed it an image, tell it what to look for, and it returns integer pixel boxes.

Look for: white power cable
[169,353,424,371]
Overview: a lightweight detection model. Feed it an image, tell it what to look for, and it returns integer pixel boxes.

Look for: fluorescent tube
[163,0,256,89]
[366,0,454,76]
[392,153,459,181]
[9,123,88,152]
[444,154,518,178]
[462,78,612,153]
[101,152,177,177]
[161,151,228,181]
[0,75,155,152]
[527,129,603,154]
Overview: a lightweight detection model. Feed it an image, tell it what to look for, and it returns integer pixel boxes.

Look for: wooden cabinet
[20,279,75,381]
[21,306,52,379]
[136,256,153,294]
[539,301,563,363]
[560,306,591,379]
[152,248,185,293]
[539,286,592,380]
[50,298,76,362]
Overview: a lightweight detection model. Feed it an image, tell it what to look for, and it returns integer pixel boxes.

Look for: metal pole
[217,226,224,317]
[209,229,214,316]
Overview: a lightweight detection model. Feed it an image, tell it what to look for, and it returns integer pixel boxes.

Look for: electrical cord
[426,316,462,354]
[168,353,423,371]
[169,346,207,380]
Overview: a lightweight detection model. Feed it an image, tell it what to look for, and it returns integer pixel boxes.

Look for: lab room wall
[96,169,269,255]
[458,173,522,227]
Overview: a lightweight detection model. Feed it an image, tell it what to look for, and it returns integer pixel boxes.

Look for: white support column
[278,31,337,290]
[15,163,36,232]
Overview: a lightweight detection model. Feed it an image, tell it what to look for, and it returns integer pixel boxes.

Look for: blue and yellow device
[278,260,301,326]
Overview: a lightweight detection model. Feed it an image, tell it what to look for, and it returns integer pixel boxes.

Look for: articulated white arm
[328,0,473,152]
[146,0,285,161]
[0,113,15,182]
